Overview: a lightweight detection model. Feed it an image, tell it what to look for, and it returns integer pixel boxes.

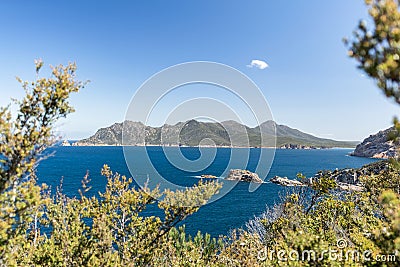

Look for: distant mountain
[351,127,398,158]
[254,121,356,148]
[73,120,357,148]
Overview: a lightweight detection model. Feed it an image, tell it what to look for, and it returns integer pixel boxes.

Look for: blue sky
[0,0,399,141]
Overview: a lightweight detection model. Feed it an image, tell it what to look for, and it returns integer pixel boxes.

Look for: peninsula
[72,120,357,148]
[351,127,398,158]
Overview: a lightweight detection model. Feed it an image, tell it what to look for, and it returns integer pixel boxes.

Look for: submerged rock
[225,169,263,183]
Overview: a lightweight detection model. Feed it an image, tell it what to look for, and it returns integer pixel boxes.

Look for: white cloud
[247,59,269,70]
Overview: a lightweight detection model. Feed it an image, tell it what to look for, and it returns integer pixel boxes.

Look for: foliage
[346,0,400,103]
[222,1,400,261]
[344,2,400,263]
[0,60,85,264]
[152,226,223,266]
[26,166,221,266]
[0,61,222,266]
[241,174,394,266]
[360,161,400,196]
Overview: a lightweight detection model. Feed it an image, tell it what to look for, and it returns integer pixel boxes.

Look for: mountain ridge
[72,120,358,148]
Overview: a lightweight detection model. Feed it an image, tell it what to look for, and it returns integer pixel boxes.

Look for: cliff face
[351,127,397,159]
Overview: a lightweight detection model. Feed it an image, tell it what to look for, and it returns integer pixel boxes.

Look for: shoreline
[62,143,355,149]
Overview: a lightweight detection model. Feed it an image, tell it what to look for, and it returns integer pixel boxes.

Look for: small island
[225,169,263,183]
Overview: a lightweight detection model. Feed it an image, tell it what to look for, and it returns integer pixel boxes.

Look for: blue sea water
[36,147,378,237]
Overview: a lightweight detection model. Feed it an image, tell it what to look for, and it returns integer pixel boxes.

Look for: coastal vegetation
[1,0,400,266]
[0,61,222,266]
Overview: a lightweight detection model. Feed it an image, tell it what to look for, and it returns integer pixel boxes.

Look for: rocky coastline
[279,144,329,150]
[351,127,397,159]
[270,160,389,191]
[270,176,306,186]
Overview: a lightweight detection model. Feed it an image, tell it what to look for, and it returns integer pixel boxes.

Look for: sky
[1,0,399,141]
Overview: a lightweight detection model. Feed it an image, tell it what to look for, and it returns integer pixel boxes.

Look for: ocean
[36,146,378,237]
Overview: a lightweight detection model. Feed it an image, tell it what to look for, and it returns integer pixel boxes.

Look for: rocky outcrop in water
[270,176,306,186]
[225,169,263,183]
[351,127,397,159]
